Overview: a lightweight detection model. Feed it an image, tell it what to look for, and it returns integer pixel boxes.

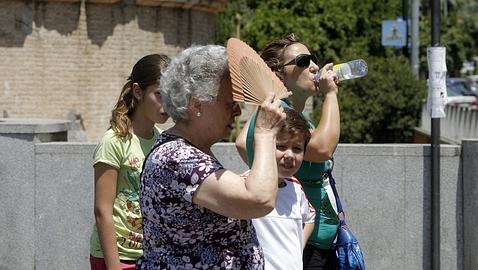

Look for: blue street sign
[381,20,408,47]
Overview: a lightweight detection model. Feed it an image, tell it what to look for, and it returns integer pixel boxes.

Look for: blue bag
[328,163,366,270]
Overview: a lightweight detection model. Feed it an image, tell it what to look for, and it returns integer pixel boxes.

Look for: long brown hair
[110,54,170,140]
[260,33,300,81]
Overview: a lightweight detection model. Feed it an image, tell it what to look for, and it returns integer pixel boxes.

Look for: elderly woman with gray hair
[136,45,287,269]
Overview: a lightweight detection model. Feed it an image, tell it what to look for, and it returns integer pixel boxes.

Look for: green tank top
[246,103,339,249]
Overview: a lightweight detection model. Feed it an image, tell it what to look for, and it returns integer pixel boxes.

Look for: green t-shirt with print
[90,127,160,261]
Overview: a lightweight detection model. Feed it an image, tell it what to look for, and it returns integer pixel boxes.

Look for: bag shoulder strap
[327,159,346,222]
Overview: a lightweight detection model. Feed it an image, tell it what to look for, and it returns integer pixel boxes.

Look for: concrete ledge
[0,118,70,134]
[35,142,96,154]
[334,143,460,157]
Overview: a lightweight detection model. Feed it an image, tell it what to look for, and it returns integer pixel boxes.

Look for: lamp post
[430,0,441,269]
[411,0,420,76]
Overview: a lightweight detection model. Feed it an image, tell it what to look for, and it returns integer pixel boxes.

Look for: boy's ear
[132,83,143,100]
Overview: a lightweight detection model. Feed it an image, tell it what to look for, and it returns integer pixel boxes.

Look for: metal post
[431,0,441,269]
[402,0,409,57]
[411,0,420,76]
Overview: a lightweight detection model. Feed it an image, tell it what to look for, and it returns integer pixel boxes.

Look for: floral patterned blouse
[137,133,264,269]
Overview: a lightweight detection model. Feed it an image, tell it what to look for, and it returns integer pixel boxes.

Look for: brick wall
[0,0,220,142]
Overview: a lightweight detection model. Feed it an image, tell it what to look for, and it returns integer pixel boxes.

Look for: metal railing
[420,103,478,143]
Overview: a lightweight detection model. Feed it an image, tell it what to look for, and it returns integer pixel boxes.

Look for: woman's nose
[310,62,320,73]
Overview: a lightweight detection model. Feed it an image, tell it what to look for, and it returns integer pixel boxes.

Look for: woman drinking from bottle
[236,33,341,270]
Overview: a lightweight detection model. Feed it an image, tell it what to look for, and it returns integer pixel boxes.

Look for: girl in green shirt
[90,54,170,270]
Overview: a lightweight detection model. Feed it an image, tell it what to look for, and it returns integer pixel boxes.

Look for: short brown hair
[280,107,311,147]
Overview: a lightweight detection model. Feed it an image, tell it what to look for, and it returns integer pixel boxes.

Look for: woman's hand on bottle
[254,93,286,136]
[316,63,339,96]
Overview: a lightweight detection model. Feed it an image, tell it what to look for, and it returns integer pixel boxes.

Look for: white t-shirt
[252,177,316,270]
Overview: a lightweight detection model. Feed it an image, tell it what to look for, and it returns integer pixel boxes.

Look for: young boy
[243,107,316,270]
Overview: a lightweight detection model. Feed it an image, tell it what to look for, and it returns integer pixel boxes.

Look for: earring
[196,112,201,117]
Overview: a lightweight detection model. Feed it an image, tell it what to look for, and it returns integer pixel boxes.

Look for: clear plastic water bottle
[315,59,368,82]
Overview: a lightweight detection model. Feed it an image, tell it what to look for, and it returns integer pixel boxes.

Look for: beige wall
[0,0,220,142]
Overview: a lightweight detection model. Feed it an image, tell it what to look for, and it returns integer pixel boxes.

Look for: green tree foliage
[420,0,478,76]
[215,0,472,142]
[240,0,402,63]
[459,0,478,70]
[215,0,253,45]
[327,56,427,143]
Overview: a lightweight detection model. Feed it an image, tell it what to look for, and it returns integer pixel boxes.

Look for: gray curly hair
[160,45,229,121]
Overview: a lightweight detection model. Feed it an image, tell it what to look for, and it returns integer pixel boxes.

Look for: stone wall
[2,118,475,269]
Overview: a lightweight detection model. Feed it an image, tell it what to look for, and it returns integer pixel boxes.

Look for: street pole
[431,0,441,269]
[402,0,409,57]
[411,0,420,76]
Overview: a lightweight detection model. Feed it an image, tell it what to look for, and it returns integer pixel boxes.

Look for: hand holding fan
[227,38,291,105]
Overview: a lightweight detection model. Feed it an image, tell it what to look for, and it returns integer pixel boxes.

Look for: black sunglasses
[280,54,318,68]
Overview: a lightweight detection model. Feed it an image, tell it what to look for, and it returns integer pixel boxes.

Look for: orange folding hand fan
[227,38,291,105]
